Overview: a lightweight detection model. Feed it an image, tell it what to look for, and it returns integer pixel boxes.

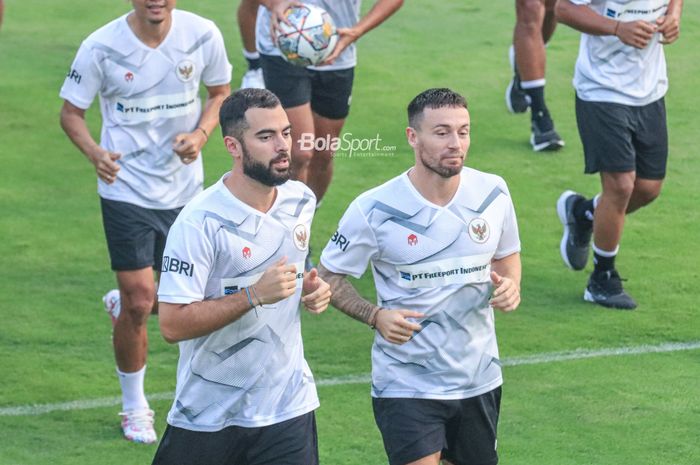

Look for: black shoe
[557,190,592,270]
[584,269,637,310]
[531,112,565,152]
[506,72,531,114]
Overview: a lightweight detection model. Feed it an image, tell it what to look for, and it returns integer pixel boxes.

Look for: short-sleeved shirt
[321,168,520,400]
[60,9,232,209]
[158,175,320,431]
[571,0,668,105]
[256,0,361,71]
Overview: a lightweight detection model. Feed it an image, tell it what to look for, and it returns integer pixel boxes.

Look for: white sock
[117,365,149,412]
[520,78,546,89]
[242,49,260,60]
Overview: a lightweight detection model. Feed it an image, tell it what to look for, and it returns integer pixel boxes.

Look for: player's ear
[406,126,418,148]
[223,135,243,161]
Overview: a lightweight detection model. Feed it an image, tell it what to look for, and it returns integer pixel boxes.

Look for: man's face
[131,0,175,25]
[239,106,292,187]
[408,106,471,178]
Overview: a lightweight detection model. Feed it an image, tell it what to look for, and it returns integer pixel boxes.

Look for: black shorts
[151,412,318,465]
[100,198,181,272]
[260,54,354,119]
[373,387,502,465]
[575,96,668,180]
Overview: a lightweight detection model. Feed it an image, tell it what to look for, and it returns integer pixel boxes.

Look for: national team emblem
[242,247,252,259]
[293,224,309,251]
[175,59,195,82]
[124,72,134,82]
[407,234,418,246]
[468,218,490,244]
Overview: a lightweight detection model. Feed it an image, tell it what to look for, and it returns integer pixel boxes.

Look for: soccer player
[59,0,231,443]
[555,0,683,309]
[506,0,565,152]
[257,0,404,204]
[0,0,4,30]
[319,88,522,465]
[152,88,331,465]
[238,0,265,88]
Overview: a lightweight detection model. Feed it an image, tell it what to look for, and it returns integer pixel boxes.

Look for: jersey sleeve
[59,41,103,110]
[320,200,379,279]
[158,218,214,304]
[494,182,521,260]
[201,25,232,87]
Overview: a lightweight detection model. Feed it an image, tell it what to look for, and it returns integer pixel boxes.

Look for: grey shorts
[575,96,668,180]
[100,198,181,272]
[373,387,501,465]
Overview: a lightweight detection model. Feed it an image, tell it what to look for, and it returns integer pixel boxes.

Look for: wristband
[250,286,263,307]
[613,21,620,37]
[196,126,208,140]
[243,287,255,308]
[368,307,380,329]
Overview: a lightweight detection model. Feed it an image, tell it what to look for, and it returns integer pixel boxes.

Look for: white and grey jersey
[158,175,319,431]
[60,10,232,209]
[571,0,668,105]
[321,168,520,400]
[256,0,361,70]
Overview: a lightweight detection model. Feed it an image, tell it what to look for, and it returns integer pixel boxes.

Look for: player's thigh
[247,412,319,465]
[575,96,637,175]
[443,387,501,465]
[631,98,668,180]
[260,54,312,108]
[373,397,455,465]
[310,67,354,120]
[151,424,246,465]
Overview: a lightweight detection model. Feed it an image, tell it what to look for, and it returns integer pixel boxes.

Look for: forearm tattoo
[318,265,379,326]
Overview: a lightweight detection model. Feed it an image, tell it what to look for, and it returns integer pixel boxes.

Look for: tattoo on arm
[318,264,379,326]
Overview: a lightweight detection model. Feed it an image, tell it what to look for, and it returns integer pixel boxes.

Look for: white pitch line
[2,340,699,417]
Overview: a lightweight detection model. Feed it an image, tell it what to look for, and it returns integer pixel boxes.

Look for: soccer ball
[276,4,338,67]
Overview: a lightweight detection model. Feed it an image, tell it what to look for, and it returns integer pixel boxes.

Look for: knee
[516,0,545,26]
[120,286,154,325]
[292,147,314,168]
[635,185,662,207]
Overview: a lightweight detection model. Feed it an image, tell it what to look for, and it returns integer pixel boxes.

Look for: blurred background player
[0,0,4,30]
[153,88,330,465]
[555,0,683,309]
[59,0,231,443]
[320,88,521,465]
[238,0,265,88]
[506,0,565,152]
[256,0,404,205]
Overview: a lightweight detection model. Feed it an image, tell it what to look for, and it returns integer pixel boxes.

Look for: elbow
[159,317,182,344]
[554,1,570,23]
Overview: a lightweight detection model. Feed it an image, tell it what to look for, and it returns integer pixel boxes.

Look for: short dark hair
[407,88,468,128]
[219,88,281,141]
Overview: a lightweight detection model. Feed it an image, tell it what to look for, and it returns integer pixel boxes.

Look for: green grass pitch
[0,1,699,464]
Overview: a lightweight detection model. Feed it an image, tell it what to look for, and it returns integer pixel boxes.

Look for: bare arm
[60,100,121,184]
[490,252,521,312]
[318,263,423,344]
[160,258,297,343]
[172,83,230,164]
[556,0,682,49]
[323,0,404,64]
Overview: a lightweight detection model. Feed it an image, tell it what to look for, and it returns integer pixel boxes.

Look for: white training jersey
[321,168,520,400]
[571,0,668,105]
[256,0,361,71]
[60,10,232,209]
[158,175,319,431]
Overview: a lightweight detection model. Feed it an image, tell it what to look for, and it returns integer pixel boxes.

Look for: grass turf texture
[1,0,699,463]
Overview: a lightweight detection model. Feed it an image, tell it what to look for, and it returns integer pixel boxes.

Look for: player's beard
[241,144,291,187]
[417,149,463,179]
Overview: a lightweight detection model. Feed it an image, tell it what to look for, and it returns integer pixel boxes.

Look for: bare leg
[286,103,315,184]
[113,268,156,372]
[593,172,635,251]
[626,178,663,213]
[238,0,259,54]
[513,0,546,82]
[306,112,346,202]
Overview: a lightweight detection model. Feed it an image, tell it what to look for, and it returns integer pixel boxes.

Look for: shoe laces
[120,409,154,430]
[596,269,626,293]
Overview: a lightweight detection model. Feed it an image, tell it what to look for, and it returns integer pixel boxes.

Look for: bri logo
[162,256,194,277]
